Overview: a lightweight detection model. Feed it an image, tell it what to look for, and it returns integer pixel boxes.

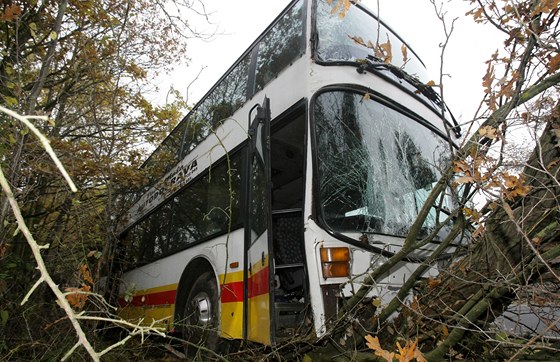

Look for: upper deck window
[141,0,306,188]
[314,0,428,81]
[255,0,305,93]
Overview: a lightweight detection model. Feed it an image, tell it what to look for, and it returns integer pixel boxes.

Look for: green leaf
[3,95,18,107]
[0,310,8,328]
[49,31,57,41]
[29,23,37,40]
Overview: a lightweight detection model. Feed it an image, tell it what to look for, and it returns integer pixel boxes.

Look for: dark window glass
[254,0,305,93]
[249,151,267,242]
[128,201,173,264]
[180,54,251,158]
[140,53,250,191]
[125,152,242,265]
[169,153,242,247]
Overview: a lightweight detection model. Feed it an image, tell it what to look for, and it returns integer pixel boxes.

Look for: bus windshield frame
[312,88,454,240]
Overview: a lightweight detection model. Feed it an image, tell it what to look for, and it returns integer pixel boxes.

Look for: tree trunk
[412,115,560,359]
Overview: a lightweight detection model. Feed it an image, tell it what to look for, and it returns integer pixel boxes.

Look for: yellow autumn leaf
[478,125,498,139]
[401,44,408,63]
[442,324,449,337]
[454,175,475,184]
[396,339,427,362]
[365,335,395,362]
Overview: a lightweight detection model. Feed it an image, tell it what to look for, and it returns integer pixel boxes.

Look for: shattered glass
[315,0,428,81]
[314,91,452,238]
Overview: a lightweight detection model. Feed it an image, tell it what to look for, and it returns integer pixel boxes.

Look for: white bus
[114,0,461,351]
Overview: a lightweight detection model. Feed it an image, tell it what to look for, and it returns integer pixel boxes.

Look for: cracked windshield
[314,91,452,238]
[315,0,428,81]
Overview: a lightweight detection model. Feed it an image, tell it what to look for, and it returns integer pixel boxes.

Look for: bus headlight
[320,247,350,279]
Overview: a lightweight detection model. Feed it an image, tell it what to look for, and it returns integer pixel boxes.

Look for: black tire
[182,271,221,359]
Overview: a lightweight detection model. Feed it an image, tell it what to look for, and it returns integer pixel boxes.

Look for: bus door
[244,97,275,345]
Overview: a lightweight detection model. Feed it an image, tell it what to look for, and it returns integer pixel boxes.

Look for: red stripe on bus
[221,267,270,303]
[118,289,177,307]
[221,281,244,303]
[249,266,269,298]
[119,267,270,308]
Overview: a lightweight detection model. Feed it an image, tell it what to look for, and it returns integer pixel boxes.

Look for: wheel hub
[191,292,211,325]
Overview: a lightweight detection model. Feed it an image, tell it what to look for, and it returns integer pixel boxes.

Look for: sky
[159,0,504,125]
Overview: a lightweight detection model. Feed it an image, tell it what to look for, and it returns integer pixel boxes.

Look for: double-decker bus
[114,0,461,350]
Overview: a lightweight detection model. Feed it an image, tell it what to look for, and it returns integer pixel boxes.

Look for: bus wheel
[182,271,220,357]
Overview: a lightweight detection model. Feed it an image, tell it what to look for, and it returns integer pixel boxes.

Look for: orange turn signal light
[320,247,350,279]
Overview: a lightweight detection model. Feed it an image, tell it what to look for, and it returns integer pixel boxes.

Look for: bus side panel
[118,230,245,333]
[247,237,271,345]
[219,269,245,339]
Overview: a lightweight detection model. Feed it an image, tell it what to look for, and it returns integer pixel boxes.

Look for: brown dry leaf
[401,44,408,63]
[548,53,560,73]
[426,80,437,87]
[65,284,91,310]
[453,160,470,173]
[478,125,498,139]
[482,61,495,94]
[454,175,475,185]
[375,39,393,64]
[365,335,395,361]
[349,35,366,47]
[80,263,94,285]
[533,0,560,14]
[468,7,485,22]
[502,173,531,199]
[472,224,485,238]
[427,277,441,289]
[2,4,21,21]
[0,242,9,258]
[497,76,515,99]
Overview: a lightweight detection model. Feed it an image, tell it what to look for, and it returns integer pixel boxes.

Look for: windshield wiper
[356,55,461,137]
